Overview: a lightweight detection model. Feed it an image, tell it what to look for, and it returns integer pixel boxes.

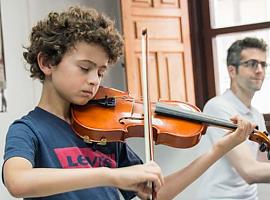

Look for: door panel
[121,0,195,103]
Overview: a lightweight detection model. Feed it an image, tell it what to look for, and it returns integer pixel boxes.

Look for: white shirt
[196,89,266,200]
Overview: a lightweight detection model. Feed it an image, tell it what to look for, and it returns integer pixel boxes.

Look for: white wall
[0,0,126,199]
[0,0,37,199]
[0,1,269,200]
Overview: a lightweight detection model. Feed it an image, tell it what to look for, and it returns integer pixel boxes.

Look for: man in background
[196,37,270,200]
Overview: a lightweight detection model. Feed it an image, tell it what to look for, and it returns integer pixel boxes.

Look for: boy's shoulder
[9,107,59,133]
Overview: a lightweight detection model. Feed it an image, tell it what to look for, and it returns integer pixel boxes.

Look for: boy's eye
[80,66,89,72]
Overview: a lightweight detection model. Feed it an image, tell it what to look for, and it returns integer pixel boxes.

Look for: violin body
[71,86,205,148]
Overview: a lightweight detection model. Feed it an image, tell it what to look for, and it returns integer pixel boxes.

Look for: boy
[3,6,255,200]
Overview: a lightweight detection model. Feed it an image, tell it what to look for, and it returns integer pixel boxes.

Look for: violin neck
[155,102,238,131]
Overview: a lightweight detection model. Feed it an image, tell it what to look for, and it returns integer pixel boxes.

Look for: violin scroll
[249,131,270,160]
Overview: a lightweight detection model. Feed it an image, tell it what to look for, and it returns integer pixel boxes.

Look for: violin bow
[141,28,156,199]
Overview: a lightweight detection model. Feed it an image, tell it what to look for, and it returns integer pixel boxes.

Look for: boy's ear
[37,52,53,75]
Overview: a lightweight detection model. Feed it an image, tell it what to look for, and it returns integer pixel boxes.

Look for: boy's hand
[215,116,256,152]
[111,161,164,198]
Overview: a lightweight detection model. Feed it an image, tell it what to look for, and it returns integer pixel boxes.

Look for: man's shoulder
[205,94,225,105]
[203,93,238,118]
[204,94,232,110]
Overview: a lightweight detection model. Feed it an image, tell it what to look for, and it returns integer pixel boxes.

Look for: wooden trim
[181,0,195,104]
[187,0,205,109]
[200,0,217,102]
[120,0,134,92]
[264,114,270,132]
[187,0,216,109]
[131,7,183,17]
[210,22,270,36]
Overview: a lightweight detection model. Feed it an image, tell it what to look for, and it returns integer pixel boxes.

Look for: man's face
[232,48,266,94]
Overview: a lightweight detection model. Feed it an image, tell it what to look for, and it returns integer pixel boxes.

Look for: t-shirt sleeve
[203,98,239,141]
[4,119,38,167]
[118,143,143,200]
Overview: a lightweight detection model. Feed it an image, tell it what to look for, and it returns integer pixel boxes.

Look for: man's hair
[226,37,268,67]
[23,6,123,81]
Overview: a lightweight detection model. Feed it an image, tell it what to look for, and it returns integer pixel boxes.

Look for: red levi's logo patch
[54,147,116,168]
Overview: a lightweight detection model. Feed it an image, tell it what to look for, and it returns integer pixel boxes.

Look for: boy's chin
[72,99,91,106]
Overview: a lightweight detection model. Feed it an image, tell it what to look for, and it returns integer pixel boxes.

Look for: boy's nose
[87,70,100,86]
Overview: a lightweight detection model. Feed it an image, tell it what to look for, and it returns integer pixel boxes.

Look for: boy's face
[230,48,266,94]
[50,42,109,105]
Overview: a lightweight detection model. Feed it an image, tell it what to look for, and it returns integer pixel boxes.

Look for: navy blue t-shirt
[3,107,143,200]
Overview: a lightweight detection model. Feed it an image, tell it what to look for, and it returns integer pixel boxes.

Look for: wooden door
[120,0,195,104]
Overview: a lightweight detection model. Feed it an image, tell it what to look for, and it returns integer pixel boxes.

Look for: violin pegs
[259,142,267,152]
[263,131,269,137]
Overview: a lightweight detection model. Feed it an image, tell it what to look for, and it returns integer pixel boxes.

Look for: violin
[71,86,202,147]
[70,86,270,159]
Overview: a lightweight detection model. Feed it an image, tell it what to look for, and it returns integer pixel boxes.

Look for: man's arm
[227,142,270,184]
[204,96,270,184]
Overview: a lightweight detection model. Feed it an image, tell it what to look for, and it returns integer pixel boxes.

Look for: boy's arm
[3,157,164,198]
[155,116,255,200]
[4,157,114,198]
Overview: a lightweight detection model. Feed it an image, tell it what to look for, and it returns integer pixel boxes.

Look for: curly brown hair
[23,6,124,81]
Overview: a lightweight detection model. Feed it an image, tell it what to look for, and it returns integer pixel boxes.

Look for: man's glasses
[239,59,269,69]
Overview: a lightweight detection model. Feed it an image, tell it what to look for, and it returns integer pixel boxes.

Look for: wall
[0,0,269,200]
[0,0,126,199]
[0,1,35,199]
